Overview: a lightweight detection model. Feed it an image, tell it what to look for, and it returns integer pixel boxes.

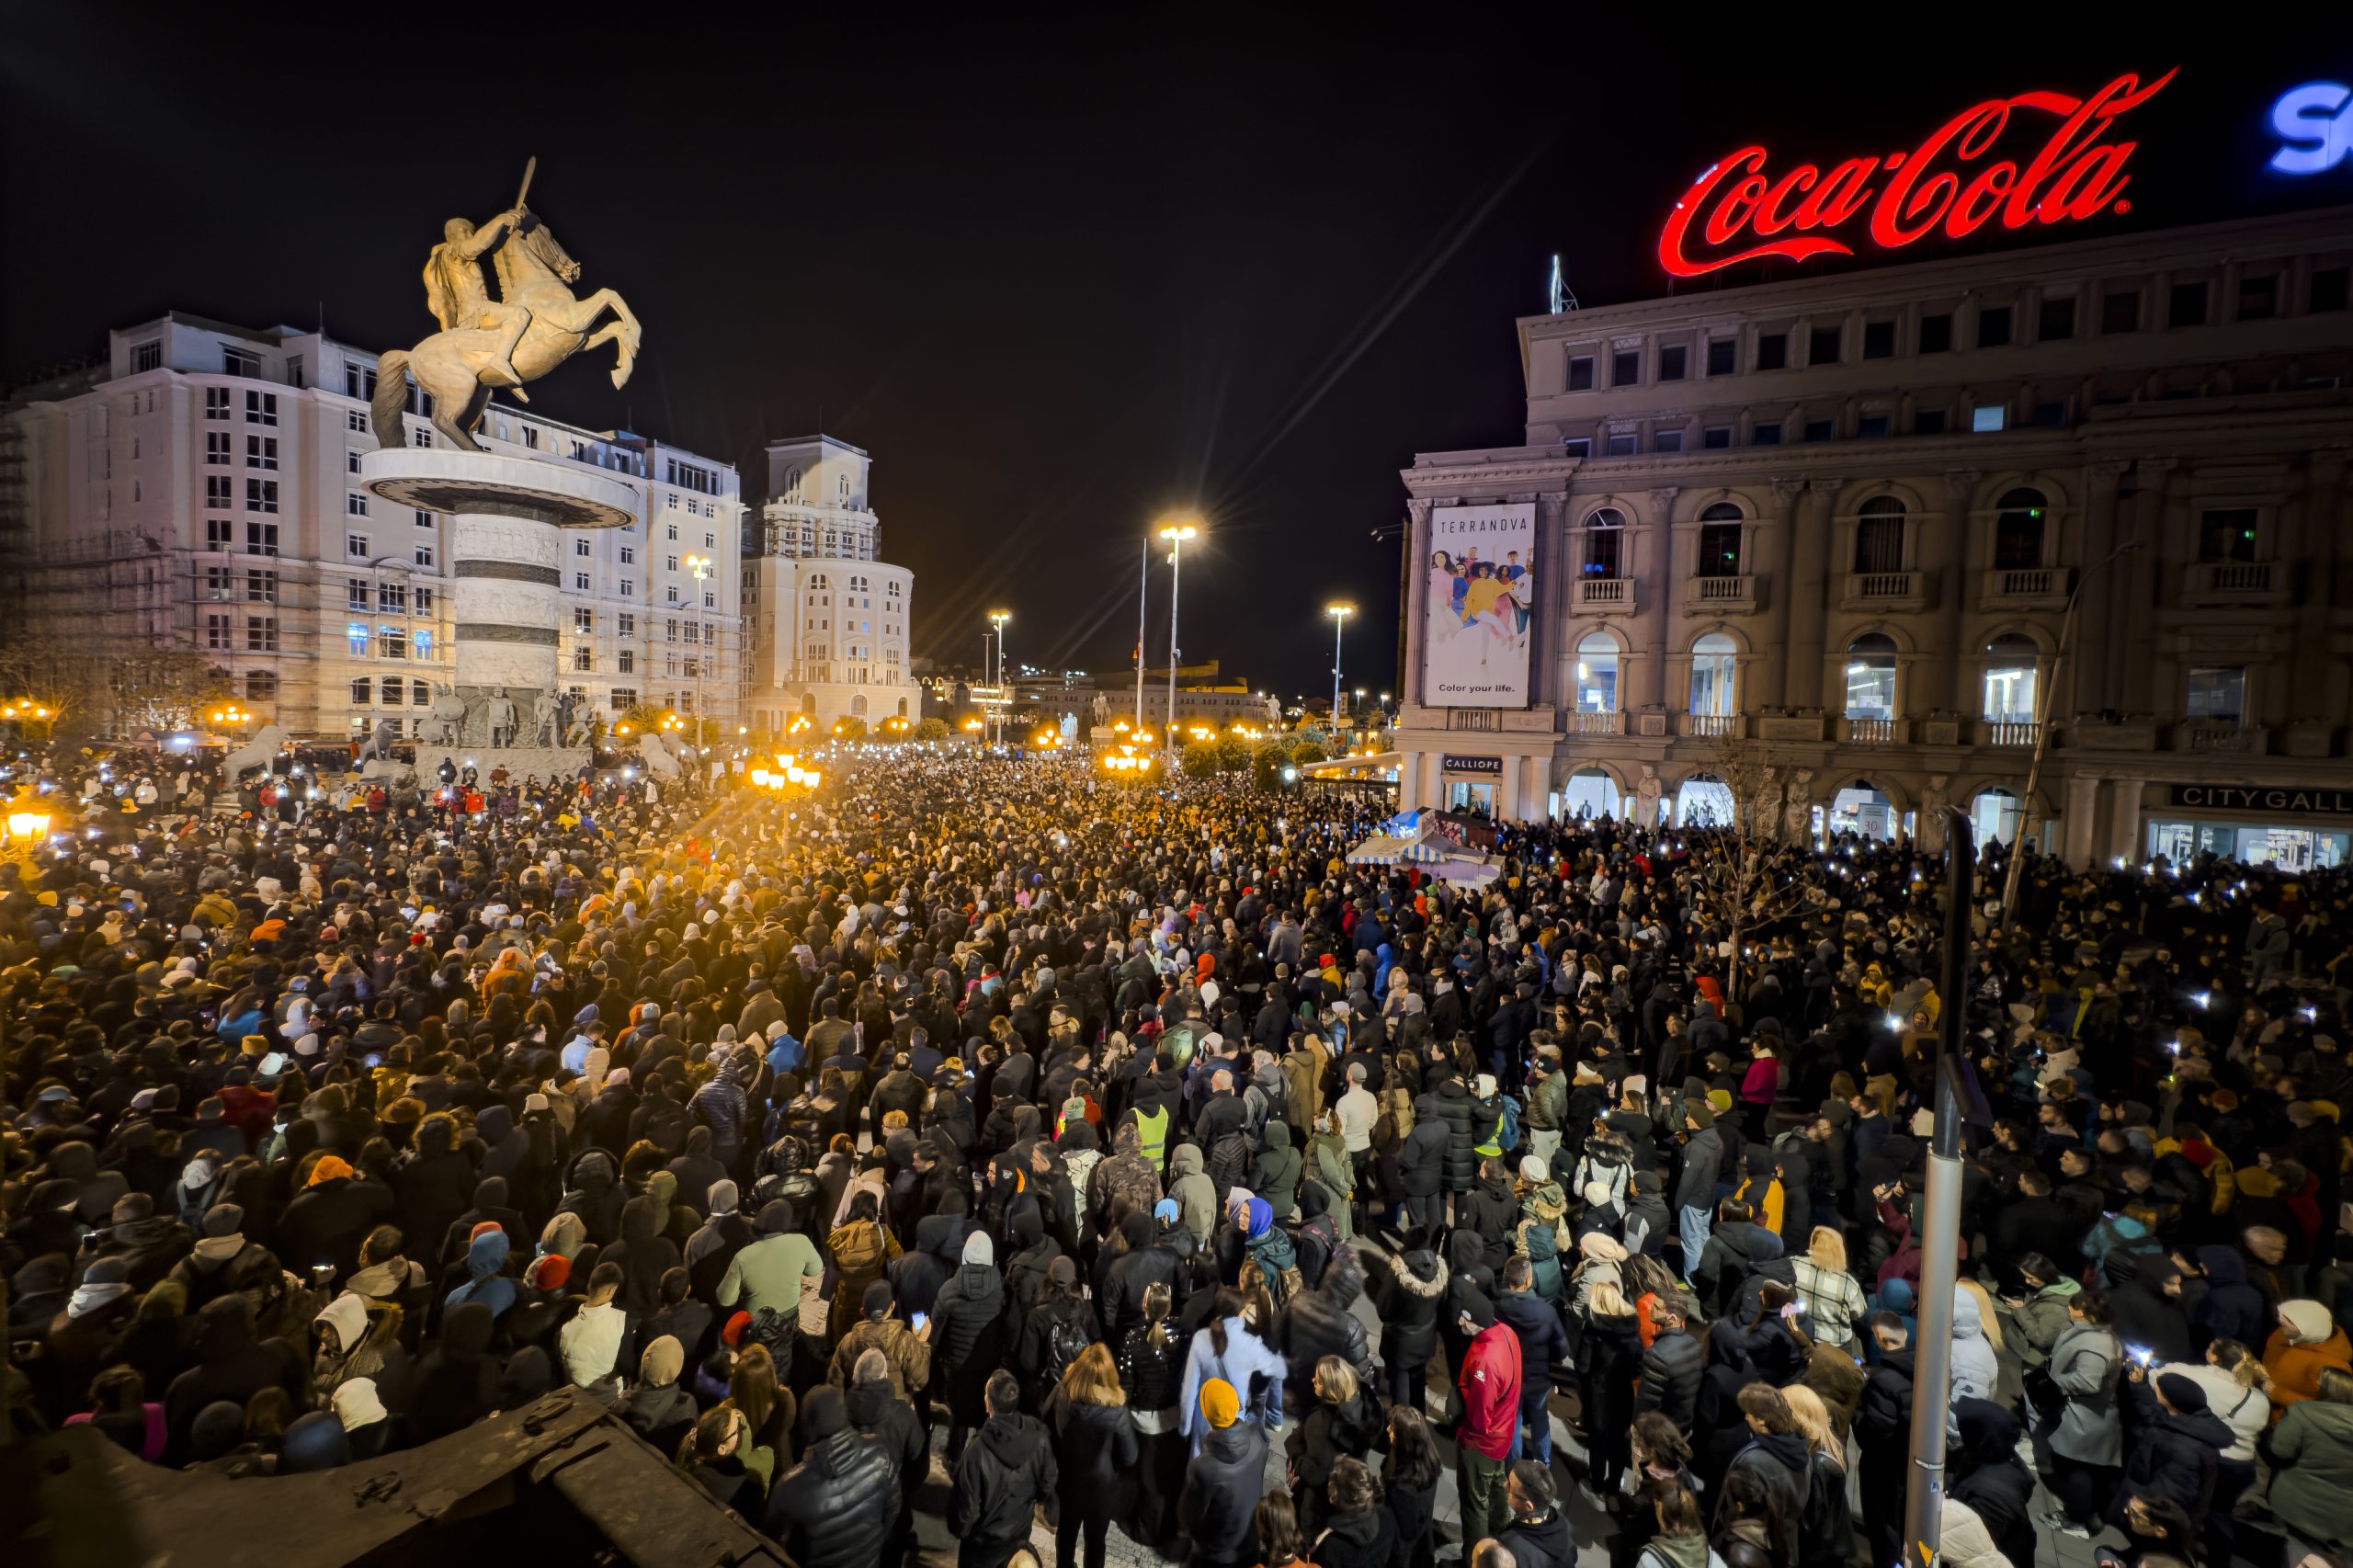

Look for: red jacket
[1456,1322,1522,1460]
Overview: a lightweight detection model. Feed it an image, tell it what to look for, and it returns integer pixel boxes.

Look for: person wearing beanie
[331,1378,392,1460]
[949,1369,1058,1568]
[827,1277,933,1401]
[1176,1376,1265,1568]
[620,1335,697,1450]
[2268,1300,2353,1408]
[1454,1294,1521,1541]
[931,1229,1009,1464]
[275,1152,392,1290]
[714,1200,824,1321]
[2109,1357,2234,1532]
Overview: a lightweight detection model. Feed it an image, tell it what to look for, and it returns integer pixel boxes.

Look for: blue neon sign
[2269,81,2353,175]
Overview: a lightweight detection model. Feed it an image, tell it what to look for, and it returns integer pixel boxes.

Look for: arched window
[1688,632,1737,716]
[1574,632,1619,712]
[1844,633,1897,719]
[1697,502,1744,578]
[1994,488,2047,572]
[801,693,816,714]
[1981,634,2039,723]
[784,468,802,502]
[1830,779,1898,841]
[1972,788,2021,846]
[1554,767,1620,821]
[837,472,850,501]
[1676,773,1735,827]
[896,697,909,717]
[1854,495,1905,574]
[850,694,868,716]
[1583,507,1626,578]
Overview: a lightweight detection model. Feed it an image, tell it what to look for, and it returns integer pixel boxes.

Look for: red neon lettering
[1656,69,2177,278]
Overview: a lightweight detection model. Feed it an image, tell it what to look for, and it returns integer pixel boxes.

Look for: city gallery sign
[1657,69,2177,278]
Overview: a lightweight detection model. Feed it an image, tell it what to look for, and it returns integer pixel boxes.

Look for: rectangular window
[245,436,278,469]
[2037,296,2075,341]
[665,618,678,642]
[350,678,371,705]
[612,688,636,710]
[1605,433,1637,456]
[2167,280,2210,328]
[411,679,430,704]
[205,475,233,508]
[206,614,232,650]
[380,676,404,705]
[1808,326,1841,365]
[2198,507,2259,563]
[574,608,595,632]
[1706,338,1737,376]
[414,586,433,614]
[1566,354,1594,391]
[574,571,591,591]
[205,387,231,419]
[347,410,368,433]
[1657,344,1688,381]
[617,612,635,636]
[378,625,406,659]
[131,340,162,372]
[666,585,679,604]
[1751,421,1781,446]
[2239,274,2279,321]
[1697,522,1742,578]
[619,545,635,564]
[246,617,278,652]
[206,432,231,464]
[285,355,303,390]
[1972,403,2007,433]
[1803,418,1834,442]
[244,570,277,603]
[1913,408,1949,436]
[2101,292,2140,335]
[2186,666,2245,724]
[346,492,368,516]
[244,521,278,555]
[379,583,406,612]
[347,622,370,656]
[206,565,233,597]
[245,479,278,513]
[415,510,433,528]
[1917,313,1952,354]
[2029,400,2068,428]
[572,645,595,672]
[412,427,430,449]
[1976,305,2012,347]
[2313,267,2350,314]
[206,517,234,549]
[1561,437,1591,458]
[1702,426,1733,449]
[244,390,277,425]
[575,537,591,556]
[347,449,362,474]
[1861,321,1894,359]
[1856,414,1890,438]
[347,580,369,611]
[1610,349,1640,387]
[223,347,260,378]
[347,533,368,558]
[1755,332,1787,370]
[619,579,633,597]
[617,649,635,674]
[1653,428,1684,453]
[414,543,435,569]
[413,630,433,660]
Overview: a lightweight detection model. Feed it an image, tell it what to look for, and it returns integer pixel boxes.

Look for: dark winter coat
[1494,1506,1573,1568]
[1047,1391,1141,1504]
[1179,1418,1270,1567]
[162,1295,304,1460]
[1313,1503,1400,1568]
[1279,1254,1374,1392]
[2115,1374,2232,1521]
[931,1261,1009,1426]
[1496,1290,1568,1414]
[1377,1248,1447,1369]
[766,1426,902,1568]
[949,1411,1060,1559]
[1635,1326,1703,1429]
[1430,1080,1481,1193]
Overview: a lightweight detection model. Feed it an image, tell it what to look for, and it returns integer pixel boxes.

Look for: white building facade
[0,312,745,738]
[1394,207,2353,871]
[745,436,920,733]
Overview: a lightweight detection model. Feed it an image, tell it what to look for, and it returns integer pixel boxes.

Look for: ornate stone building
[1394,207,2353,870]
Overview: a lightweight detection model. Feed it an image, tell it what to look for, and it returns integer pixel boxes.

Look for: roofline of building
[1518,203,2353,332]
[763,433,870,458]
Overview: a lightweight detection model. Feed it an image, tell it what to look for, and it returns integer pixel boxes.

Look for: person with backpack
[1018,1255,1100,1407]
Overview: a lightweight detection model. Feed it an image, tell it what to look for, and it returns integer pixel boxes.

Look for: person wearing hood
[1691,1198,1783,1321]
[392,1112,474,1266]
[472,1102,530,1189]
[949,1369,1059,1568]
[2267,1363,2353,1558]
[1100,1208,1182,1344]
[2190,1244,2269,1353]
[1252,1120,1301,1222]
[330,1377,392,1460]
[2105,1251,2193,1367]
[94,1191,192,1290]
[932,1230,1010,1463]
[2000,1253,2079,1369]
[310,1289,406,1404]
[166,1202,258,1314]
[685,1178,756,1300]
[162,1293,304,1462]
[1375,1237,1447,1412]
[1177,1376,1267,1568]
[1512,1157,1571,1302]
[1167,1141,1216,1246]
[438,1177,527,1267]
[555,1148,626,1244]
[1458,1155,1518,1279]
[890,1205,972,1321]
[1672,1104,1722,1285]
[1275,1247,1373,1398]
[667,1125,728,1213]
[1396,1104,1450,1242]
[1949,1284,1999,1404]
[604,1193,681,1324]
[2268,1298,2353,1409]
[443,1228,518,1322]
[2041,1287,2122,1539]
[767,1383,900,1568]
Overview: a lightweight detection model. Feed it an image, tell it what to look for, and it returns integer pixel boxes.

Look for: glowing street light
[1158,521,1198,752]
[1325,603,1355,733]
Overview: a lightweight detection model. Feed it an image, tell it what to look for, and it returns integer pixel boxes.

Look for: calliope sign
[1658,69,2177,278]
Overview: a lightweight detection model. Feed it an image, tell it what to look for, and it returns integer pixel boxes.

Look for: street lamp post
[1325,602,1354,735]
[987,610,1010,748]
[1158,523,1196,755]
[1998,540,2143,921]
[1134,534,1151,729]
[686,554,712,756]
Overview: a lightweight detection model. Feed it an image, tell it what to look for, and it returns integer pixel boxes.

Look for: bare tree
[1680,735,1814,1002]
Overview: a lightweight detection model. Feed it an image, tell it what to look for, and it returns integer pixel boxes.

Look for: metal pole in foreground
[1904,807,1973,1568]
[1165,535,1183,756]
[1134,535,1149,729]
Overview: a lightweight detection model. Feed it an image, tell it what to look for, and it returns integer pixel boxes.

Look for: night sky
[3,13,2341,696]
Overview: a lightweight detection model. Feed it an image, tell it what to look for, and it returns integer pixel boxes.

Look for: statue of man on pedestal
[488,687,518,749]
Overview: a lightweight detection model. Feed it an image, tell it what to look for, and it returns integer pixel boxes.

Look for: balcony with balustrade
[2182,560,2290,608]
[1837,570,1927,613]
[1839,716,1906,744]
[1682,574,1760,616]
[1565,710,1625,735]
[1573,576,1636,616]
[1979,566,2071,611]
[1678,712,1746,739]
[1978,719,2038,747]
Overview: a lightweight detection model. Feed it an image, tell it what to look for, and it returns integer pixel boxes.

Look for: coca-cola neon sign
[1658,69,2177,278]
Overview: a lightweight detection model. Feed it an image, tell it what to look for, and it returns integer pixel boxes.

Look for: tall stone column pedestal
[360,448,635,774]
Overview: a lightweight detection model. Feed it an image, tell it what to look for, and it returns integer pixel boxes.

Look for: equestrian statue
[369,158,642,452]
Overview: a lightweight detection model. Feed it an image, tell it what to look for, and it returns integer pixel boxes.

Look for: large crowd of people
[6,735,2353,1568]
